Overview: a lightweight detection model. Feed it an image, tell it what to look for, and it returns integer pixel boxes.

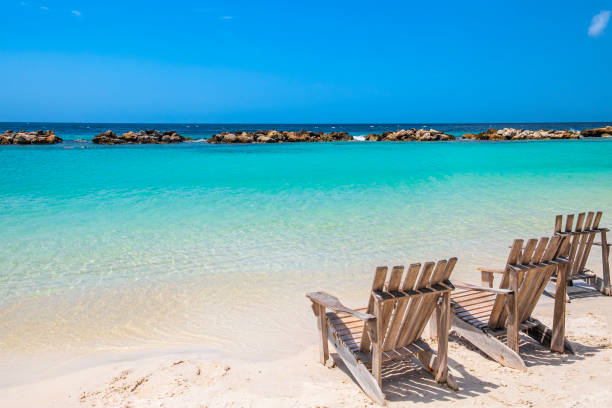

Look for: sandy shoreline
[2,285,611,407]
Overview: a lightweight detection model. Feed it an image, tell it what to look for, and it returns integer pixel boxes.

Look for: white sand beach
[2,285,611,408]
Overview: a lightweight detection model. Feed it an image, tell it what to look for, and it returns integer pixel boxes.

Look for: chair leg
[327,329,386,405]
[429,301,440,340]
[551,263,567,353]
[416,347,459,391]
[524,319,575,355]
[506,271,519,354]
[313,303,329,365]
[452,316,526,370]
[601,230,611,295]
[481,270,494,288]
[435,292,450,383]
[371,297,383,388]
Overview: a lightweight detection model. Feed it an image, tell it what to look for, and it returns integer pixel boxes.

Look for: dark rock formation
[580,126,612,137]
[462,128,580,140]
[365,128,454,141]
[0,130,62,145]
[92,130,190,144]
[206,130,354,144]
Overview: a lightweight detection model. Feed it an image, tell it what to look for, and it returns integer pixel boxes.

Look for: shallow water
[1,137,611,385]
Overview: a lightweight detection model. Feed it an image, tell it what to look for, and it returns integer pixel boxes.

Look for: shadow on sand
[330,328,606,403]
[331,351,498,404]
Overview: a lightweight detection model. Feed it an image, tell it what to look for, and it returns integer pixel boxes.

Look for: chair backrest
[554,211,603,277]
[359,258,456,353]
[488,235,569,329]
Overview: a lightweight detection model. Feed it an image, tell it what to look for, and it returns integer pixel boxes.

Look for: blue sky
[1,1,611,123]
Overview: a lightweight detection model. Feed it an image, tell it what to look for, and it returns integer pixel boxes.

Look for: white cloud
[71,10,81,17]
[588,10,610,37]
[219,16,233,20]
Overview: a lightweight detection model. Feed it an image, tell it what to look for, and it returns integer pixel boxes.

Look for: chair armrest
[477,267,505,274]
[306,291,376,322]
[452,280,513,295]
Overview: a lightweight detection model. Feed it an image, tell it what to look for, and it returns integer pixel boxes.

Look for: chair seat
[452,289,542,334]
[326,307,367,353]
[327,308,435,365]
[451,289,496,330]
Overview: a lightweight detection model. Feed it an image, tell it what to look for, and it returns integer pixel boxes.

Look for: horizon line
[1,120,611,126]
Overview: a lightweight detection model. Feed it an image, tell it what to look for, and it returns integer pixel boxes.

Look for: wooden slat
[532,236,549,264]
[542,235,562,263]
[379,266,404,349]
[488,239,523,328]
[383,263,419,350]
[554,215,562,233]
[576,214,602,276]
[452,290,494,302]
[452,292,496,307]
[394,262,435,348]
[565,213,585,275]
[359,338,432,365]
[573,214,594,276]
[386,266,403,291]
[499,237,557,328]
[592,211,603,229]
[408,258,457,345]
[515,265,540,322]
[399,261,444,346]
[455,302,494,317]
[517,238,557,322]
[359,266,387,352]
[575,213,586,232]
[441,257,458,281]
[520,237,566,322]
[517,238,539,291]
[564,214,575,233]
[520,239,538,265]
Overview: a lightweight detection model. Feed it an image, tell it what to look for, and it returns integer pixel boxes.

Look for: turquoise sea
[1,122,611,386]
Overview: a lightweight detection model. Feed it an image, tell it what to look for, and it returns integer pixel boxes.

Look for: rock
[581,126,612,137]
[122,131,139,141]
[74,139,88,143]
[92,130,187,144]
[462,128,580,140]
[206,130,353,144]
[0,130,62,145]
[369,128,454,142]
[223,133,237,143]
[237,133,253,143]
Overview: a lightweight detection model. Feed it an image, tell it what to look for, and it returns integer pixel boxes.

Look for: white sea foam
[353,135,366,141]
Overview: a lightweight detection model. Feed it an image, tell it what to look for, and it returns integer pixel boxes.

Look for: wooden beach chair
[451,235,573,371]
[553,212,611,295]
[306,258,458,405]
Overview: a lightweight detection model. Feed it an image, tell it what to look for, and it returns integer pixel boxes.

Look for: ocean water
[1,122,612,386]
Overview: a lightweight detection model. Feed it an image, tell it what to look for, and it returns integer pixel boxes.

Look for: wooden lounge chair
[306,258,457,405]
[554,211,611,295]
[451,235,573,371]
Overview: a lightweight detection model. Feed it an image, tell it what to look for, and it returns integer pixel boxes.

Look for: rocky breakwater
[365,128,455,141]
[0,130,62,145]
[580,126,612,137]
[93,130,190,144]
[462,128,580,140]
[206,130,354,144]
